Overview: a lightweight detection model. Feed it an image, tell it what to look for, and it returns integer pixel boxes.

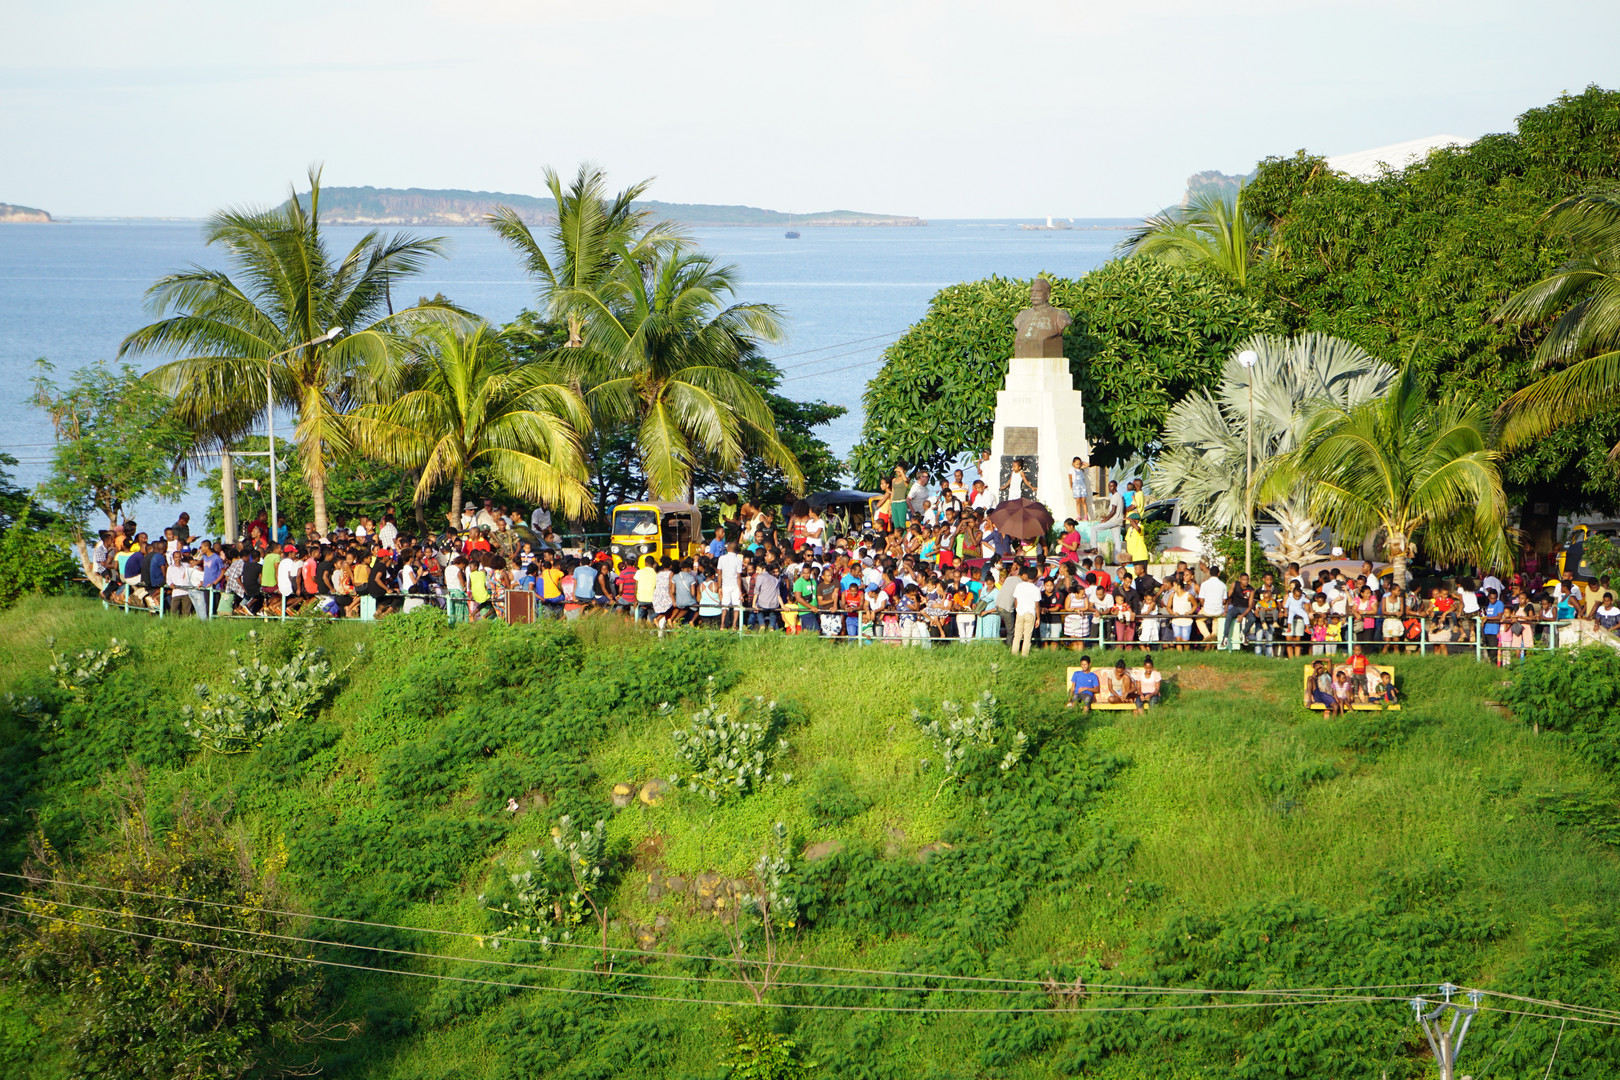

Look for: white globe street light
[1237,349,1259,581]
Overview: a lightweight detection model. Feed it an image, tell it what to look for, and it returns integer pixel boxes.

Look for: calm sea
[0,219,1125,522]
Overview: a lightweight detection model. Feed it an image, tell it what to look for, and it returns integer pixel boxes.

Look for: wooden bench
[1065,666,1169,710]
[1301,662,1401,710]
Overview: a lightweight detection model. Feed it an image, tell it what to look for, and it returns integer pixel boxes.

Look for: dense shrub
[1505,645,1620,768]
[3,774,350,1079]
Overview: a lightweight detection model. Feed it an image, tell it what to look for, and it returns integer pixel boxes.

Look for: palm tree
[1261,367,1515,583]
[567,247,804,500]
[349,316,594,520]
[1496,189,1620,451]
[1119,187,1268,289]
[1154,333,1397,567]
[486,164,681,348]
[120,166,444,535]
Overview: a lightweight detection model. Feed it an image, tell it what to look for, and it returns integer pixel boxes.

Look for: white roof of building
[1325,135,1476,180]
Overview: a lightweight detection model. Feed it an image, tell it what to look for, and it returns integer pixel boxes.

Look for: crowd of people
[85,468,1620,668]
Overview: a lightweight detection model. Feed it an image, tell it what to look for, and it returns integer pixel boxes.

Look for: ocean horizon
[0,218,1128,524]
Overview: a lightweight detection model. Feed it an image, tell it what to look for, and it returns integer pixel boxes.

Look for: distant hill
[294,186,925,228]
[0,202,52,223]
[1180,169,1255,206]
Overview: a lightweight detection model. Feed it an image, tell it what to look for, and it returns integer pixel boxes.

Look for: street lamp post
[1237,349,1259,579]
[265,327,342,548]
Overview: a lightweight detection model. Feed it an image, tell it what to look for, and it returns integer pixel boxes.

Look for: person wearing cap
[276,544,301,613]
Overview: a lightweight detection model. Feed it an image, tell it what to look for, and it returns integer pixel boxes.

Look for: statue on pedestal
[1012,277,1072,359]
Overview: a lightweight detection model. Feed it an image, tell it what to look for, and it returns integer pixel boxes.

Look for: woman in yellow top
[468,555,491,621]
[1125,503,1150,566]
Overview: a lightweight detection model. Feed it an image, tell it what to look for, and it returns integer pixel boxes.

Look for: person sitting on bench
[1100,659,1138,709]
[1310,660,1340,714]
[1068,656,1100,711]
[1377,669,1400,704]
[1135,657,1162,712]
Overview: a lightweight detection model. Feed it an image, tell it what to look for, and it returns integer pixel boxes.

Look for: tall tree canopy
[1244,84,1620,510]
[848,259,1279,484]
[121,167,446,535]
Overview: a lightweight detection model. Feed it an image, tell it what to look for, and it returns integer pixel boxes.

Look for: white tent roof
[1325,135,1476,180]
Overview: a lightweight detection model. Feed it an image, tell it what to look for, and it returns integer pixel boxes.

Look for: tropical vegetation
[1261,366,1515,582]
[5,603,1620,1078]
[849,259,1279,481]
[1119,186,1269,290]
[120,167,448,536]
[1152,332,1396,567]
[348,315,594,519]
[1497,188,1620,452]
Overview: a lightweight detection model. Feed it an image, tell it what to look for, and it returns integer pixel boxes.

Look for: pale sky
[2,0,1615,220]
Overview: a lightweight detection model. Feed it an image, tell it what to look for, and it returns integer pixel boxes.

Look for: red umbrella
[989,498,1054,541]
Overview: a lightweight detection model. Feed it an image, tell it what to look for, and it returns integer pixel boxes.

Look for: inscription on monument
[1004,427,1038,455]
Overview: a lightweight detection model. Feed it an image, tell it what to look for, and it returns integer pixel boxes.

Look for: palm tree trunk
[310,466,329,538]
[451,475,463,528]
[1387,529,1411,587]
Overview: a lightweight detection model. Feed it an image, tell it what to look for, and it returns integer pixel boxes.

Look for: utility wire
[779,354,888,384]
[0,887,1435,1005]
[766,330,907,370]
[0,870,1433,998]
[0,903,1415,1017]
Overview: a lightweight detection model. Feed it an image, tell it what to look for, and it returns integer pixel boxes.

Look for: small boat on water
[784,230,800,239]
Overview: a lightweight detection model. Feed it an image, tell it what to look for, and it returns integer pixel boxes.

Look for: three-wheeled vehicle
[609,502,704,569]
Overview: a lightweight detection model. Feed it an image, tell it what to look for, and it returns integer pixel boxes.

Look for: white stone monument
[984,278,1092,516]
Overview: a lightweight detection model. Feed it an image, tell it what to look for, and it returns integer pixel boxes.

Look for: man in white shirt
[1011,571,1043,656]
[475,499,499,529]
[378,515,398,551]
[1197,569,1226,645]
[717,541,745,629]
[907,471,932,521]
[276,548,301,608]
[531,504,552,533]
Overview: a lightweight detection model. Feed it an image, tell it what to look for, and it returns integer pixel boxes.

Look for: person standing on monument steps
[1069,455,1091,520]
[1001,458,1029,501]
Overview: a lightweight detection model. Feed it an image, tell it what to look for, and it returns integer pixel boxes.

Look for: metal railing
[91,585,1583,663]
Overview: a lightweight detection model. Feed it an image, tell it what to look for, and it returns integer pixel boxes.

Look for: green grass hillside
[4,599,1620,1079]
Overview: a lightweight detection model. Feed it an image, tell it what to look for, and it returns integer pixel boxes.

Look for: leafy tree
[199,435,425,538]
[692,352,845,506]
[5,774,353,1079]
[1119,186,1269,289]
[349,316,593,520]
[571,247,804,500]
[1262,367,1514,582]
[1152,332,1396,566]
[848,260,1280,483]
[120,166,447,535]
[31,359,192,530]
[1243,85,1620,512]
[0,499,76,610]
[1497,189,1620,451]
[487,164,680,348]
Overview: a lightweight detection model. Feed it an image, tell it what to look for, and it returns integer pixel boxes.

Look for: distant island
[0,202,52,223]
[294,186,925,228]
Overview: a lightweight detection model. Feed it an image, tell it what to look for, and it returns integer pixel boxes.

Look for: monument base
[986,356,1092,520]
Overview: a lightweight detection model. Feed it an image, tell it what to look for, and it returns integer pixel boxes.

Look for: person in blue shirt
[199,542,226,616]
[144,542,168,594]
[708,531,727,559]
[1067,655,1100,711]
[573,559,599,604]
[1482,589,1505,655]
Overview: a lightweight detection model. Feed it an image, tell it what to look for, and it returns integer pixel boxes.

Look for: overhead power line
[0,902,1418,1017]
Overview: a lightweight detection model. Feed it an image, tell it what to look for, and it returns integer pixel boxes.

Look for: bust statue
[1012,277,1072,358]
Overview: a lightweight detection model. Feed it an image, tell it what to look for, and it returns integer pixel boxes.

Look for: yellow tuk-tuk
[609,502,704,569]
